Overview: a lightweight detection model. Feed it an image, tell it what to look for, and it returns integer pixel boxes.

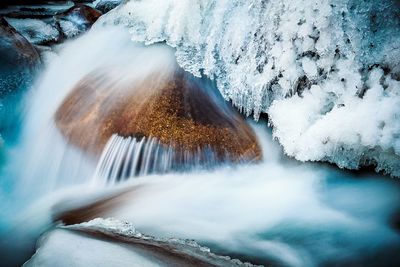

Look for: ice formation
[94,0,122,13]
[6,18,59,45]
[98,0,400,176]
[25,218,258,267]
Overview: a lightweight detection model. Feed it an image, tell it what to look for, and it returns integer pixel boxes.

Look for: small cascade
[93,134,222,185]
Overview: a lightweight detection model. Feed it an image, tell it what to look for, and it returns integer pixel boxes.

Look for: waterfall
[92,134,223,186]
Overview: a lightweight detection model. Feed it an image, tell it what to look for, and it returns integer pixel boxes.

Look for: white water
[0,26,178,208]
[7,124,400,267]
[0,23,399,267]
[80,125,400,267]
[93,134,229,186]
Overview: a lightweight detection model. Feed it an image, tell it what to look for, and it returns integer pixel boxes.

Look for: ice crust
[61,218,259,267]
[98,0,400,175]
[6,18,60,45]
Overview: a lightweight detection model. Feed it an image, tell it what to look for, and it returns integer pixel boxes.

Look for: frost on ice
[98,0,400,176]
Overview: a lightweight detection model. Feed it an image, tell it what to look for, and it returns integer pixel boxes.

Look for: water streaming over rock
[93,134,224,186]
[0,13,399,267]
[98,0,400,177]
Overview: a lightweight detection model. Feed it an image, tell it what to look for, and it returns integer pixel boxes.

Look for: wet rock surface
[55,68,262,163]
[0,16,40,96]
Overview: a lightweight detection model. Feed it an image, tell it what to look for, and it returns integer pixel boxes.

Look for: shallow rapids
[0,24,399,267]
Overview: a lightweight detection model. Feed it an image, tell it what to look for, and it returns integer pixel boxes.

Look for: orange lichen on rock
[55,68,262,163]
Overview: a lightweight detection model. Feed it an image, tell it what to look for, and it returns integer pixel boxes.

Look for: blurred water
[0,24,399,267]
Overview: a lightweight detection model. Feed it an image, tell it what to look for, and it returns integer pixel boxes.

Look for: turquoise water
[0,25,399,267]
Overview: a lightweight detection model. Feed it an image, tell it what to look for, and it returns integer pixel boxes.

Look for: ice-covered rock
[6,18,60,45]
[56,4,102,38]
[94,0,122,14]
[97,0,400,176]
[25,218,259,267]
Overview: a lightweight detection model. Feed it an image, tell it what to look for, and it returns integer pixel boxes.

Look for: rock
[0,1,81,19]
[95,0,122,14]
[1,3,101,45]
[6,18,61,45]
[55,69,262,163]
[0,16,40,96]
[55,4,102,39]
[25,225,259,267]
[0,1,68,9]
[61,4,102,25]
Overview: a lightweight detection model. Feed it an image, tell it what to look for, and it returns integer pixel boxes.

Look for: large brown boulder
[55,68,262,163]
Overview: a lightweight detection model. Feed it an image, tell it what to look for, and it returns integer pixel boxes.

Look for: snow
[97,0,400,176]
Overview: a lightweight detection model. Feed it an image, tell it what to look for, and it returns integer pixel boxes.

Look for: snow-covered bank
[98,0,400,176]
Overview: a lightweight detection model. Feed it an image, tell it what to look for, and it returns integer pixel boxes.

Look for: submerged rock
[55,68,261,164]
[0,16,40,96]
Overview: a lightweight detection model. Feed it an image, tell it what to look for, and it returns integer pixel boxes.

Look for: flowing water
[93,134,223,186]
[0,24,399,267]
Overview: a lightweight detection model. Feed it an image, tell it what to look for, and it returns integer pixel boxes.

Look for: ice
[24,228,165,267]
[25,218,259,267]
[269,69,400,175]
[6,18,59,45]
[69,217,139,237]
[94,0,122,13]
[97,0,400,176]
[58,20,80,38]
